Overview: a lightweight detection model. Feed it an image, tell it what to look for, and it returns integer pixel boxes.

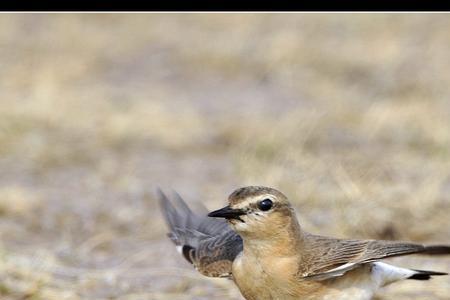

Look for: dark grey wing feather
[158,189,242,277]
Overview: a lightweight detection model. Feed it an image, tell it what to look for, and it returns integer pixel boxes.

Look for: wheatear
[159,186,450,300]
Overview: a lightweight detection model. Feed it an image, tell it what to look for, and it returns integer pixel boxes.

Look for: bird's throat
[242,215,304,258]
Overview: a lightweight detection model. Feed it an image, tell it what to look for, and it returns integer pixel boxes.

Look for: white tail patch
[371,262,416,286]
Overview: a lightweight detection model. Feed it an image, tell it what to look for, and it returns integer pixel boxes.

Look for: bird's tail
[406,244,450,279]
[375,262,447,286]
[408,269,448,280]
[405,244,450,280]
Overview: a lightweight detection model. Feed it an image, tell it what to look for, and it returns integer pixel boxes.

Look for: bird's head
[208,186,296,239]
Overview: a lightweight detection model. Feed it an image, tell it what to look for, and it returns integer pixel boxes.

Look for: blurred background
[0,14,449,300]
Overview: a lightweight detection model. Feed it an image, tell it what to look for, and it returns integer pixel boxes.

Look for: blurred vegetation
[0,14,449,299]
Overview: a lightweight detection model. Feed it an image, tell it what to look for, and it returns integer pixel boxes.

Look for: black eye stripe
[258,199,273,211]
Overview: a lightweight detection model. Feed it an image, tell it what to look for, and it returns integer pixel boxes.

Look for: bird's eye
[258,199,273,211]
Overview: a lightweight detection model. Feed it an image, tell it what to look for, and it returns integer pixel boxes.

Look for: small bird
[159,186,450,300]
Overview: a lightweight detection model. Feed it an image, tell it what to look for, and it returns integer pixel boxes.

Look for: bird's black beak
[208,206,246,221]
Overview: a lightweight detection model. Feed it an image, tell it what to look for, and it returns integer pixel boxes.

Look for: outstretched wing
[158,190,243,277]
[300,234,450,281]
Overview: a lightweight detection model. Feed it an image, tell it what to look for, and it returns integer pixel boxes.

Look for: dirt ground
[0,14,449,299]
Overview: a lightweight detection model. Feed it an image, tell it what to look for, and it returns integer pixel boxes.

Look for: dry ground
[0,14,449,299]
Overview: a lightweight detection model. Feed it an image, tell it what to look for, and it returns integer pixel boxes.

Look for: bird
[158,186,450,300]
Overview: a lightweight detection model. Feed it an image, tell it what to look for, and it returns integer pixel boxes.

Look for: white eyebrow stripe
[232,195,276,209]
[232,199,254,209]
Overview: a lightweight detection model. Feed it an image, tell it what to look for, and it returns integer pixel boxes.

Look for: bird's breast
[232,252,307,299]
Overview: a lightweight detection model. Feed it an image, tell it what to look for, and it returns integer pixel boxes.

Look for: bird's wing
[158,190,243,277]
[299,234,448,281]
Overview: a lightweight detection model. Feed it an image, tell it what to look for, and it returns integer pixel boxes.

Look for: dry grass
[0,14,449,299]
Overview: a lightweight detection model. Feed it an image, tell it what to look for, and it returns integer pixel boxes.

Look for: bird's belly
[232,257,378,300]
